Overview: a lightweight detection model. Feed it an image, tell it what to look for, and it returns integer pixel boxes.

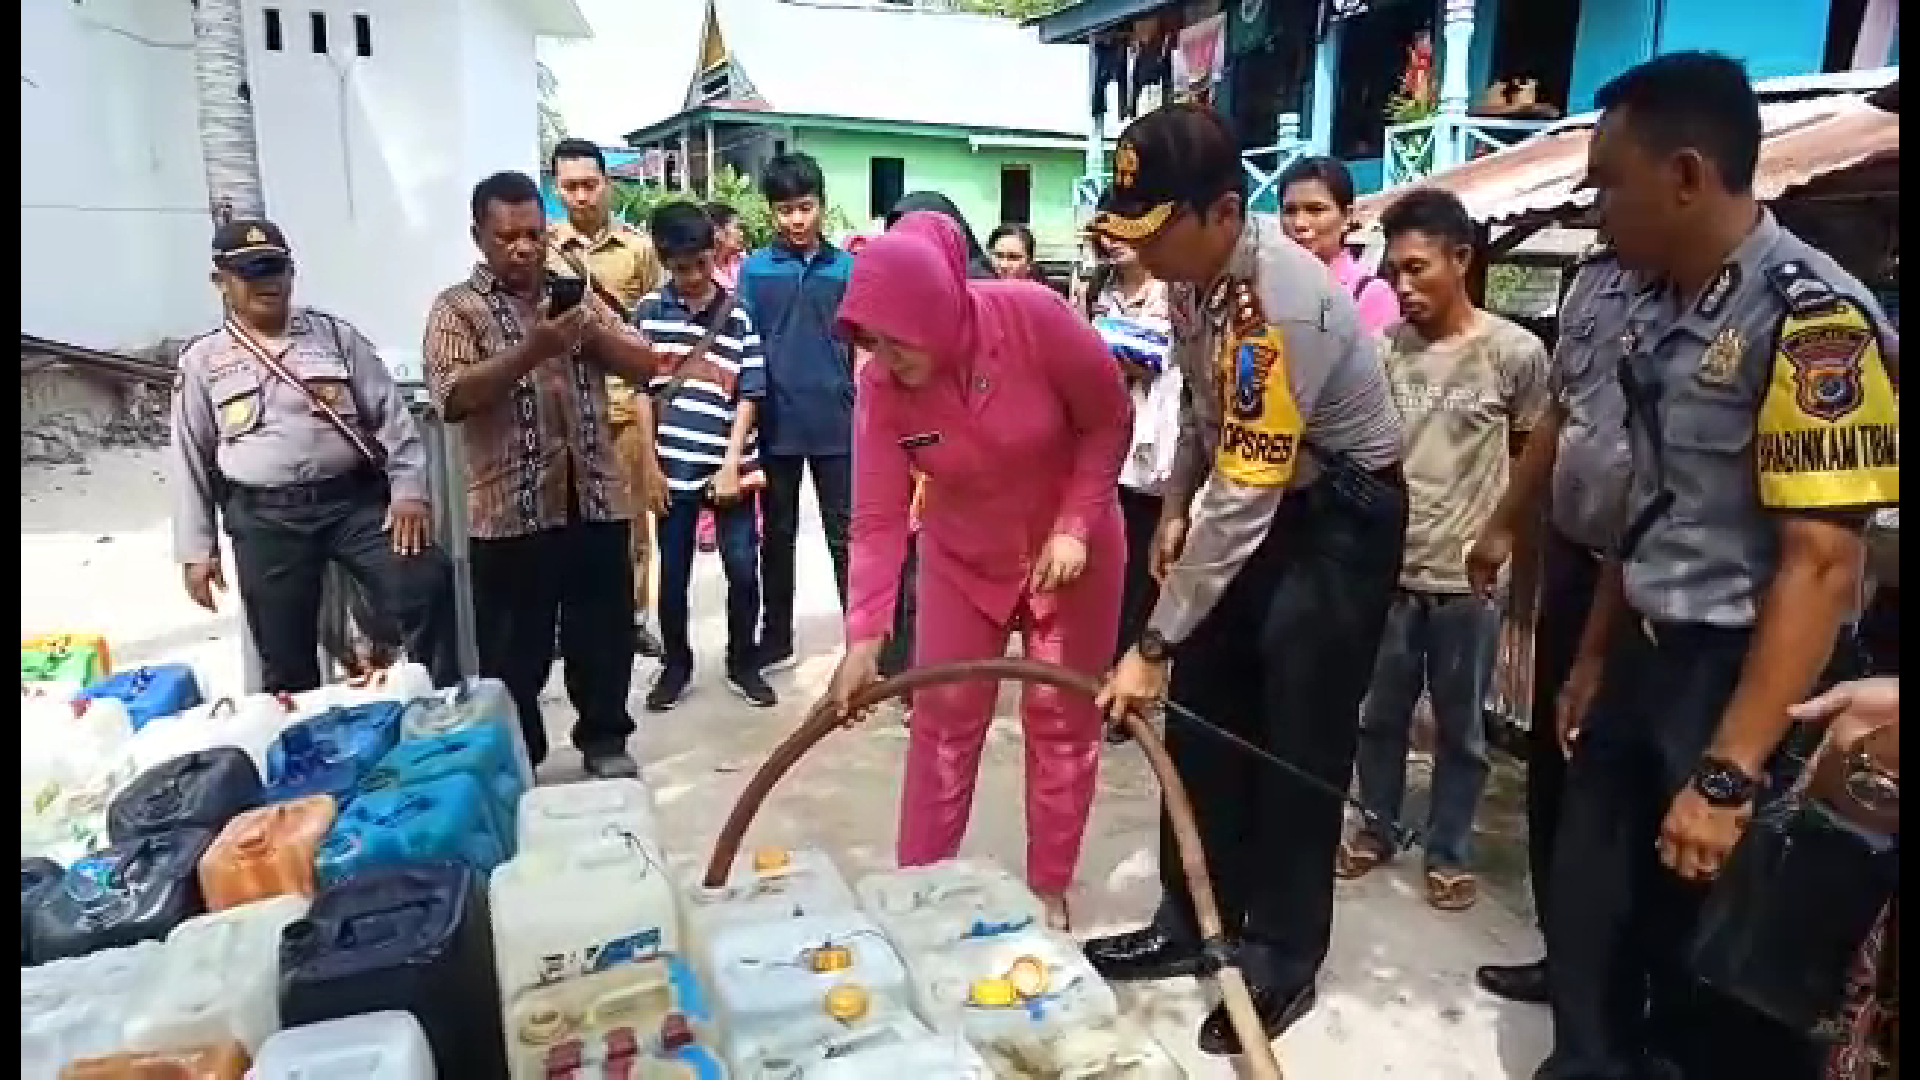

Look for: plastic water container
[855,860,1046,957]
[126,694,298,777]
[251,1012,435,1080]
[516,777,659,853]
[21,747,139,867]
[805,1032,995,1080]
[58,1040,249,1080]
[292,663,435,714]
[1023,1017,1183,1080]
[401,678,533,790]
[682,846,858,946]
[23,856,65,963]
[490,833,681,1007]
[364,722,527,845]
[706,910,914,1055]
[199,795,337,911]
[120,895,309,1055]
[76,664,204,732]
[105,746,263,843]
[903,928,1118,1046]
[28,828,217,963]
[22,941,166,1080]
[314,771,507,886]
[279,859,506,1078]
[505,954,724,1080]
[262,702,404,806]
[727,1006,937,1079]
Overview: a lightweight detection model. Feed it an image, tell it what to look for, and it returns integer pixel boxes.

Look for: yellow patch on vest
[1755,300,1899,509]
[1215,325,1303,487]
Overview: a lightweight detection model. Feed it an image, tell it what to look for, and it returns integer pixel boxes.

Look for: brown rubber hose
[702,656,1285,1080]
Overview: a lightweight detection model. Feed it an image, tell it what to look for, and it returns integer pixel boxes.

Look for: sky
[539,0,708,147]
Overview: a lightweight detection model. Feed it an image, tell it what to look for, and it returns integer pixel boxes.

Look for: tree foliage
[610,166,855,247]
[946,0,1070,20]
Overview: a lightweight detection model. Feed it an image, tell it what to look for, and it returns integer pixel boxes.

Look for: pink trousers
[896,549,1121,896]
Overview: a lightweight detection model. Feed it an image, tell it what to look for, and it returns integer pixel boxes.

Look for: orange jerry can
[60,1040,248,1080]
[199,794,338,911]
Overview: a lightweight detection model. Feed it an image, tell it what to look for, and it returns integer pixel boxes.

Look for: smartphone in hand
[547,275,586,316]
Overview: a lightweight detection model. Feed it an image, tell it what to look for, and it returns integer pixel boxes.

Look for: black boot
[1082,906,1205,982]
[1475,959,1550,1004]
[1197,980,1318,1056]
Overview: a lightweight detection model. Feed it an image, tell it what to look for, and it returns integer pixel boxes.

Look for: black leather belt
[228,467,382,510]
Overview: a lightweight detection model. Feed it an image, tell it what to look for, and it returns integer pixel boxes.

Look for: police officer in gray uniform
[1466,248,1636,1004]
[169,220,460,693]
[1537,54,1897,1079]
[1088,104,1408,1055]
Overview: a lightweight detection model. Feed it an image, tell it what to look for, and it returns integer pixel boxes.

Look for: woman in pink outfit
[1278,156,1402,334]
[823,210,1130,928]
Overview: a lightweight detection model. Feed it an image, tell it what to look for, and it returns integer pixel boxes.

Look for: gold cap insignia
[1115,141,1140,190]
[246,226,267,244]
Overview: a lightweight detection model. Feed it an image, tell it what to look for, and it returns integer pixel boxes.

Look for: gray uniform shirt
[1619,211,1899,627]
[169,307,429,563]
[1548,256,1635,551]
[1147,215,1403,643]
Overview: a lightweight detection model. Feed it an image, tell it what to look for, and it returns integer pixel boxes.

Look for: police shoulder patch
[1755,297,1899,511]
[1764,260,1839,317]
[1214,323,1303,488]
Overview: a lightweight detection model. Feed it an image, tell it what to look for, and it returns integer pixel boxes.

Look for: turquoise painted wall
[1568,0,1658,113]
[1654,0,1837,81]
[794,127,1086,256]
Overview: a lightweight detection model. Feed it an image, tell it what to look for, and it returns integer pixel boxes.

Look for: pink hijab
[835,211,982,380]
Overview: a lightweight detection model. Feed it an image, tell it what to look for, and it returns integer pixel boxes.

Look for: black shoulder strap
[1765,260,1840,316]
[1350,274,1376,302]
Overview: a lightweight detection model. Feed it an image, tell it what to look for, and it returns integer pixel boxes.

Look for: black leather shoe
[1198,981,1317,1056]
[633,622,665,659]
[1082,922,1205,982]
[1475,959,1549,1004]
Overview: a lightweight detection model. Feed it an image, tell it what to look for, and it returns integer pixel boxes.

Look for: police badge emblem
[1115,141,1140,191]
[1231,338,1278,420]
[1780,321,1872,422]
[1696,326,1743,386]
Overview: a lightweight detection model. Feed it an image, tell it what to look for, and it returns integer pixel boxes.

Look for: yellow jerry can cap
[808,945,854,973]
[968,977,1019,1008]
[518,1006,570,1045]
[824,984,871,1021]
[751,847,793,873]
[1006,955,1050,998]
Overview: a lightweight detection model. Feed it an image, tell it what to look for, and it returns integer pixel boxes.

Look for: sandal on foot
[1335,836,1391,880]
[1425,869,1479,911]
[1041,896,1072,933]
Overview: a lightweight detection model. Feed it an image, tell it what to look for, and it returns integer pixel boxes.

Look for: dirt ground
[22,448,1550,1078]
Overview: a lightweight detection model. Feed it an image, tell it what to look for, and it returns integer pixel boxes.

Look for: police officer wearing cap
[1463,244,1635,1006]
[1089,103,1408,1055]
[169,220,459,693]
[1535,53,1897,1079]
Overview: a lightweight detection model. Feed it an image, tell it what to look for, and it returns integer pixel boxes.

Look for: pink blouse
[1331,249,1401,335]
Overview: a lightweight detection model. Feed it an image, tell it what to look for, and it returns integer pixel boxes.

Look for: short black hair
[704,202,739,228]
[760,152,826,204]
[987,223,1036,257]
[1379,187,1476,251]
[650,200,716,260]
[1594,51,1761,194]
[550,138,607,176]
[470,170,544,225]
[1276,156,1358,211]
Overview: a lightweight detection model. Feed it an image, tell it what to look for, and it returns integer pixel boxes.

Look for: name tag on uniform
[899,432,941,450]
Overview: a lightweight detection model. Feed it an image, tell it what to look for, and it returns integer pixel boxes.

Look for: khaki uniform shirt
[548,218,662,426]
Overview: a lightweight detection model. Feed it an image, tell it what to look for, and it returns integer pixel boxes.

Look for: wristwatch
[1691,755,1760,808]
[1137,629,1174,664]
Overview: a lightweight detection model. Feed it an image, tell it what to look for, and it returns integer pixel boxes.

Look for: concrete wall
[20,0,547,375]
[793,126,1086,258]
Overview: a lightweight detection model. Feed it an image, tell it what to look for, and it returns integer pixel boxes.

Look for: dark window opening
[1823,0,1872,71]
[353,13,372,57]
[309,10,328,54]
[263,8,283,51]
[774,139,787,157]
[869,157,905,220]
[1485,0,1581,114]
[1329,2,1433,161]
[999,166,1032,225]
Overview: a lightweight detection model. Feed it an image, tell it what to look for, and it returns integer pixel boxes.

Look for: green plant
[611,165,855,247]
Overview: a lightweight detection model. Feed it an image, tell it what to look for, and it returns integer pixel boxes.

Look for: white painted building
[20,0,589,374]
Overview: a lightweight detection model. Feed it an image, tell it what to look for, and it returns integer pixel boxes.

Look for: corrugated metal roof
[1353,90,1899,228]
[711,0,1091,136]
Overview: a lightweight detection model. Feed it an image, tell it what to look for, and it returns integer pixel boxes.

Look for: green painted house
[624,0,1099,261]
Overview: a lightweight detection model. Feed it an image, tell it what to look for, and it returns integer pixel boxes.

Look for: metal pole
[418,402,480,680]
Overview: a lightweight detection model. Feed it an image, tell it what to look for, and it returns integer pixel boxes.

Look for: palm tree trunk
[192,0,265,223]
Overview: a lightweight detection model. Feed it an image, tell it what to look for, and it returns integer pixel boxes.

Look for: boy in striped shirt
[633,201,775,710]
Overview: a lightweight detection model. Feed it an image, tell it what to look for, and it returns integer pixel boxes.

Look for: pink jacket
[1331,249,1401,335]
[837,212,1130,644]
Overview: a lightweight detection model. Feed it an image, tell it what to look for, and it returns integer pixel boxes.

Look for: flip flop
[1335,836,1391,880]
[1426,869,1479,911]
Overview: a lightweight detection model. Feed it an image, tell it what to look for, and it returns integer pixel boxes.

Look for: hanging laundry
[1126,18,1175,118]
[1173,13,1227,100]
[1091,35,1130,119]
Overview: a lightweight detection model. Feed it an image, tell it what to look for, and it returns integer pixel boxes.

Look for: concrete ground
[23,448,1552,1078]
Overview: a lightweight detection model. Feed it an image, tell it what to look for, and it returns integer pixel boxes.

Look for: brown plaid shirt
[423,264,634,540]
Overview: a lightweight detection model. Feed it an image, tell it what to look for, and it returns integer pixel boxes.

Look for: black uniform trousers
[1156,471,1408,993]
[1113,485,1165,663]
[759,453,853,655]
[225,471,459,695]
[1539,616,1862,1080]
[1526,528,1605,938]
[468,496,636,767]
